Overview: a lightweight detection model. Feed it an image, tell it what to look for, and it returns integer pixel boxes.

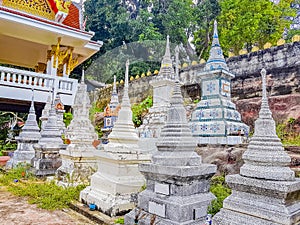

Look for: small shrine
[54,93,66,135]
[80,60,150,216]
[213,69,300,225]
[138,35,175,152]
[31,93,67,176]
[190,21,249,145]
[101,75,120,144]
[7,91,41,167]
[56,70,99,185]
[125,60,217,224]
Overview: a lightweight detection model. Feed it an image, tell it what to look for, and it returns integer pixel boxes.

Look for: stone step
[69,201,117,225]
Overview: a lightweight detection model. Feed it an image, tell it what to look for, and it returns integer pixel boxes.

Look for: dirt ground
[0,186,97,225]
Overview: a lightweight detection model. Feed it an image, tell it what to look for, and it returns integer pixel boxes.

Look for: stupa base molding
[213,174,300,225]
[196,136,245,145]
[80,186,137,217]
[7,150,35,168]
[56,152,98,186]
[125,190,215,225]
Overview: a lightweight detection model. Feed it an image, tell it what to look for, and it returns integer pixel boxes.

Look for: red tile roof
[62,3,80,29]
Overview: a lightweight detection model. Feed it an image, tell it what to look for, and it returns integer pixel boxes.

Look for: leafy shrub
[63,112,73,127]
[208,175,231,215]
[131,96,153,127]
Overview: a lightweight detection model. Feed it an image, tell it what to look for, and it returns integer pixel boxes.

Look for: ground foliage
[0,165,85,210]
[276,117,300,146]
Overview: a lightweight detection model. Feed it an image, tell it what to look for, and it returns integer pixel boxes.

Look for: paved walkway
[0,186,97,225]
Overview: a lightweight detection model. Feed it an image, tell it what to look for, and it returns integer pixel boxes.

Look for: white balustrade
[0,66,78,105]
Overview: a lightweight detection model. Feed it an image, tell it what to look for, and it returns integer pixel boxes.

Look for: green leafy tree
[193,0,221,59]
[218,0,296,54]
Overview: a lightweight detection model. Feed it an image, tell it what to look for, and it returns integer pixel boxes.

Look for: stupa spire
[158,35,175,79]
[109,75,119,110]
[205,20,229,71]
[29,89,35,113]
[175,45,180,81]
[240,68,294,181]
[107,59,138,146]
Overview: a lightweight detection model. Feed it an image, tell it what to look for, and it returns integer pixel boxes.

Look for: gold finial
[263,42,272,49]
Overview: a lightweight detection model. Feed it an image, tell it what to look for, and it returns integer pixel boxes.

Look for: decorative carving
[66,48,79,75]
[54,0,71,14]
[3,0,55,20]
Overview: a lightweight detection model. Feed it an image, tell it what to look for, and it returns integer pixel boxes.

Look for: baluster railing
[18,74,22,84]
[12,73,16,83]
[0,71,4,81]
[6,73,11,82]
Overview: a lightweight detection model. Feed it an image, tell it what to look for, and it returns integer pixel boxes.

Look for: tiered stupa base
[31,145,66,176]
[80,150,149,216]
[125,163,216,225]
[197,136,245,145]
[57,148,97,186]
[7,141,36,168]
[213,174,300,225]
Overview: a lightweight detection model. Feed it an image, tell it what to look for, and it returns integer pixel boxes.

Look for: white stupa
[56,70,98,185]
[80,60,150,216]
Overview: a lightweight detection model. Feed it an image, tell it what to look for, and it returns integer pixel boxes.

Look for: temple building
[0,0,102,111]
[190,21,249,145]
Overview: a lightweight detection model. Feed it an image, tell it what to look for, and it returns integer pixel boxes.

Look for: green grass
[114,218,124,224]
[0,165,85,210]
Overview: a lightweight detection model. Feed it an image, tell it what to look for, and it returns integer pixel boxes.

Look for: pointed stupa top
[158,35,175,79]
[240,69,294,181]
[41,91,52,118]
[109,75,119,110]
[205,20,229,72]
[64,68,98,145]
[153,52,201,166]
[107,60,139,147]
[38,100,63,145]
[18,90,40,139]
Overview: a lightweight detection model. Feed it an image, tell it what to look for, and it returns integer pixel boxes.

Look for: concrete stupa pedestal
[213,69,300,225]
[57,71,98,186]
[80,60,150,216]
[125,65,217,224]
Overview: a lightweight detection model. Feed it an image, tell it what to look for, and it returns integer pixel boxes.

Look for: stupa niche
[80,60,150,216]
[54,93,66,135]
[213,69,300,225]
[56,70,98,185]
[190,20,249,145]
